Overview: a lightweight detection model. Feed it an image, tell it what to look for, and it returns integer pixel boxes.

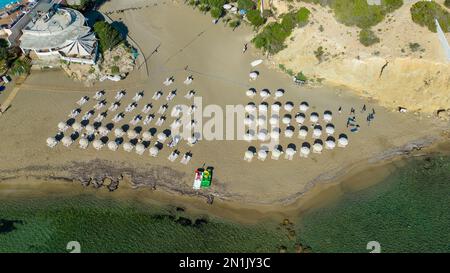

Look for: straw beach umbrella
[142,131,152,141]
[157,132,167,143]
[338,134,349,148]
[249,71,259,80]
[47,137,58,148]
[298,125,308,139]
[244,130,255,142]
[62,136,73,147]
[244,115,254,126]
[123,142,134,152]
[274,89,284,99]
[325,136,336,150]
[313,139,323,154]
[271,127,280,139]
[79,138,88,149]
[72,122,82,132]
[323,110,333,122]
[284,102,294,112]
[58,121,69,132]
[259,102,268,112]
[325,123,335,135]
[127,129,138,139]
[269,114,279,126]
[245,102,257,113]
[114,128,125,138]
[310,112,319,123]
[93,139,104,150]
[257,115,266,126]
[285,145,296,160]
[300,142,311,158]
[260,89,270,100]
[149,146,159,157]
[271,145,283,160]
[285,126,295,138]
[244,150,254,162]
[135,143,145,155]
[246,88,257,98]
[257,129,268,141]
[257,148,268,161]
[108,141,118,151]
[299,101,309,113]
[282,114,291,125]
[271,102,281,112]
[98,126,109,137]
[85,124,95,134]
[313,125,322,138]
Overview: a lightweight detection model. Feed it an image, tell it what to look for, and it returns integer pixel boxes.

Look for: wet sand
[0,0,449,222]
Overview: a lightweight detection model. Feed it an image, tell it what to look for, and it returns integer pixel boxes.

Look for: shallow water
[0,194,298,253]
[297,155,450,253]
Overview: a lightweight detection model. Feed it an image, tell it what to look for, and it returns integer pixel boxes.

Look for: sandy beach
[0,0,449,221]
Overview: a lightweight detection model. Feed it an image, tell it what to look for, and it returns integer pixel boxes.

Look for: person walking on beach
[243,43,248,53]
[361,104,366,113]
[184,65,189,71]
[338,106,342,114]
[372,108,376,115]
[350,107,355,115]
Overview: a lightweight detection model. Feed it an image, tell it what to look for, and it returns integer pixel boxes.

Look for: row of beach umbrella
[244,134,349,162]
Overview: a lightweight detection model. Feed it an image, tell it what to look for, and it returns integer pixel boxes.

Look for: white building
[19,5,98,65]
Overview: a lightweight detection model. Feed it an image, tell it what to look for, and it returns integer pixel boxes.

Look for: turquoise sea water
[0,0,17,10]
[298,155,450,253]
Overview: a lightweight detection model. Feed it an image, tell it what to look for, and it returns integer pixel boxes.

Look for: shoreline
[1,136,449,224]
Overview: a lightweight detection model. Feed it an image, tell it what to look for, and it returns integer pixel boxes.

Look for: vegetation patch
[252,7,311,54]
[301,0,403,28]
[410,1,450,33]
[93,21,124,53]
[359,28,380,47]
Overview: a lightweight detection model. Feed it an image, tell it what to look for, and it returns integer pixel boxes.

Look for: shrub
[445,0,450,9]
[111,66,120,75]
[409,42,421,52]
[331,0,402,29]
[247,9,266,27]
[411,1,450,33]
[359,28,380,46]
[229,20,241,29]
[295,71,308,82]
[296,7,311,27]
[314,46,325,62]
[237,0,255,10]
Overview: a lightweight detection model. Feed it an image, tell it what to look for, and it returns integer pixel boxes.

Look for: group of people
[340,104,376,133]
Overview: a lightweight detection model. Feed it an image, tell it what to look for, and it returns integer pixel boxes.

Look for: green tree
[445,0,450,9]
[246,9,265,27]
[10,57,31,76]
[0,38,9,48]
[210,6,223,18]
[93,21,124,53]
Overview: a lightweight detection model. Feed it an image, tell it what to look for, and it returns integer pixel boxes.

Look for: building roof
[59,31,96,57]
[20,7,91,50]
